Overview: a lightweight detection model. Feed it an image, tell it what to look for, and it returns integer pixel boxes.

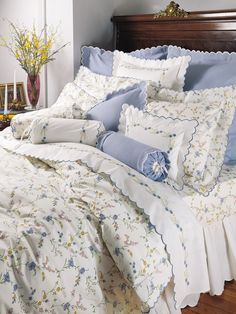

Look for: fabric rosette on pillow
[97,131,170,182]
[146,85,236,194]
[118,104,198,190]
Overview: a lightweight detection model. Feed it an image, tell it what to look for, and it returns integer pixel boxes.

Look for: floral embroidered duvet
[0,129,209,313]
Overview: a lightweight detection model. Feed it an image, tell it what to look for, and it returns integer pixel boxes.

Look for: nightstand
[0,110,27,131]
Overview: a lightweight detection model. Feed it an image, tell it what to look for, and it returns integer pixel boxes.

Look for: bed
[0,4,235,314]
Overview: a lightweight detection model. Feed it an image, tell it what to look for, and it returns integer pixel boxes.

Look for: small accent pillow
[81,45,168,76]
[167,45,236,91]
[29,117,105,146]
[86,82,147,131]
[97,131,170,182]
[11,67,138,139]
[112,51,191,91]
[119,105,198,190]
[74,66,138,104]
[147,85,236,194]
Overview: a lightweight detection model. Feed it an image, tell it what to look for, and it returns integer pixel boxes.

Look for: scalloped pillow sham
[119,104,198,190]
[81,46,168,76]
[112,51,191,91]
[11,66,138,139]
[86,82,147,131]
[146,85,236,195]
[167,45,236,91]
[167,46,236,165]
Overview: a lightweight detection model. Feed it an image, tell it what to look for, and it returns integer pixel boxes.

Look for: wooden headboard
[112,8,236,53]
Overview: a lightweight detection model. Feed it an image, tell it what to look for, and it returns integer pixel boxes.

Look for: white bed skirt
[181,213,236,309]
[154,214,236,313]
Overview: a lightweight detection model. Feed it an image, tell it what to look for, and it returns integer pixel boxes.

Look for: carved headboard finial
[154,1,189,19]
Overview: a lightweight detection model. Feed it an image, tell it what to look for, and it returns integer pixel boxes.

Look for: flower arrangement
[1,22,68,76]
[1,22,68,108]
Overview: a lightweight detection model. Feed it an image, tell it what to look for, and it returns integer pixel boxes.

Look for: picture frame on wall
[0,82,26,110]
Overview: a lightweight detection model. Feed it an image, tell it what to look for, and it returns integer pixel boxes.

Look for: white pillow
[146,86,236,195]
[29,117,105,146]
[112,51,191,91]
[119,104,198,190]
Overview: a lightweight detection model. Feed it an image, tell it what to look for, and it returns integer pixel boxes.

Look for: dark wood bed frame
[112,7,236,53]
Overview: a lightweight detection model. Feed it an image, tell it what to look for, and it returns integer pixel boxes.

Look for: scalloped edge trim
[81,45,169,68]
[118,104,199,191]
[112,50,191,92]
[168,45,236,58]
[149,89,236,196]
[85,80,148,117]
[75,66,139,105]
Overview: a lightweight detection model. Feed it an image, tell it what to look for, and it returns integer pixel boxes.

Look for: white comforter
[0,128,209,313]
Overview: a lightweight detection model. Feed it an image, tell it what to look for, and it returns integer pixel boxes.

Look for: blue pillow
[225,112,236,165]
[167,45,236,165]
[86,82,147,131]
[167,46,236,91]
[97,131,170,182]
[81,45,168,76]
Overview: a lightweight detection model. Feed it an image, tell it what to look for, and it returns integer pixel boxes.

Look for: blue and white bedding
[0,44,236,314]
[0,128,208,313]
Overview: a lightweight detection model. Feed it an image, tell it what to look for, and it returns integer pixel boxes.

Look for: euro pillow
[86,82,147,131]
[119,104,198,190]
[147,85,236,194]
[29,117,105,146]
[113,51,191,91]
[167,45,236,91]
[97,131,170,182]
[81,45,168,76]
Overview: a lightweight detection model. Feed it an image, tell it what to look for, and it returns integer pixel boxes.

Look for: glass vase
[27,74,40,109]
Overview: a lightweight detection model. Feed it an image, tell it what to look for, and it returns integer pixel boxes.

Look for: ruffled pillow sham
[119,104,198,190]
[29,117,105,146]
[97,131,170,182]
[81,45,168,76]
[112,51,191,92]
[147,85,236,195]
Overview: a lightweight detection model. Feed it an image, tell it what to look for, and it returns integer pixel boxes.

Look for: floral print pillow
[146,86,236,195]
[119,104,198,190]
[29,117,105,145]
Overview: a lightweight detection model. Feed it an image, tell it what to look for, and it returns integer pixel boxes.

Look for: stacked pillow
[147,86,236,194]
[81,46,169,76]
[167,46,236,165]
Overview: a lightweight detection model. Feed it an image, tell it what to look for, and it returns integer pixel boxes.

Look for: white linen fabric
[112,50,191,91]
[11,66,138,140]
[119,104,198,190]
[0,128,210,310]
[179,164,236,298]
[146,86,236,195]
[29,117,105,146]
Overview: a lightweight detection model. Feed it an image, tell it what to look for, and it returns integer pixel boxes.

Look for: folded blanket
[29,117,105,146]
[97,131,170,181]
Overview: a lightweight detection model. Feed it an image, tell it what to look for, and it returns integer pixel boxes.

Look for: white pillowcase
[119,104,198,190]
[29,118,105,146]
[11,66,139,140]
[112,51,191,91]
[146,86,236,195]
